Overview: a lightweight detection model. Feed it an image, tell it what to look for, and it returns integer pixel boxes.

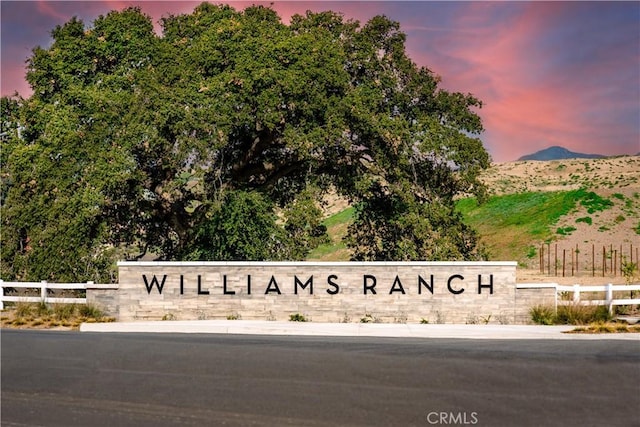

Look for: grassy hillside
[307,156,640,264]
[455,190,607,262]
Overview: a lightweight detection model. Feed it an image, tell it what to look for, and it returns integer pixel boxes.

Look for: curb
[79,320,640,340]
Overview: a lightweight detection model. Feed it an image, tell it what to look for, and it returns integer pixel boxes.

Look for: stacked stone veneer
[85,261,555,324]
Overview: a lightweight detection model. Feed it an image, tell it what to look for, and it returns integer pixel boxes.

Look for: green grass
[306,207,354,260]
[322,206,355,228]
[455,190,587,261]
[307,188,621,262]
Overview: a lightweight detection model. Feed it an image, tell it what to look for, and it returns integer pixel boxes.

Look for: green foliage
[555,304,611,325]
[281,187,330,260]
[576,216,592,225]
[530,304,611,325]
[525,246,537,259]
[289,313,308,322]
[53,304,77,321]
[530,305,556,325]
[348,185,486,261]
[579,191,613,213]
[182,190,291,261]
[556,226,576,236]
[621,258,637,285]
[2,4,491,281]
[78,304,104,319]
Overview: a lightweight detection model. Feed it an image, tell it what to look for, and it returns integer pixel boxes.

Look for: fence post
[0,280,4,310]
[87,281,93,304]
[605,283,613,316]
[40,280,47,303]
[572,284,580,304]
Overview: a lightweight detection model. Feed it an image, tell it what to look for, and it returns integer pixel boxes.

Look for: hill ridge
[518,145,605,161]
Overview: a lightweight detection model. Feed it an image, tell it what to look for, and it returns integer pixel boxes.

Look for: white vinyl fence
[517,282,640,314]
[0,280,93,310]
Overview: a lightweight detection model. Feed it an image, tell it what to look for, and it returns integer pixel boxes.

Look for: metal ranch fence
[539,243,638,278]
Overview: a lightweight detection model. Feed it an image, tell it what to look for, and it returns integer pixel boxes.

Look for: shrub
[14,302,34,318]
[526,246,537,259]
[530,304,612,325]
[53,304,77,320]
[289,313,308,322]
[78,304,104,319]
[576,216,592,225]
[555,304,611,325]
[530,305,555,325]
[580,191,613,213]
[360,313,375,323]
[35,301,52,317]
[556,226,576,236]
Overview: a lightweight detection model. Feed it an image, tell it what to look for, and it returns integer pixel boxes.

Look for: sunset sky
[1,1,638,162]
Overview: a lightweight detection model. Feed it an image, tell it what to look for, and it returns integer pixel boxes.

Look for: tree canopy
[1,4,490,282]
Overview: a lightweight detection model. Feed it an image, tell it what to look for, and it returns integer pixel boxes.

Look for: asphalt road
[1,330,638,427]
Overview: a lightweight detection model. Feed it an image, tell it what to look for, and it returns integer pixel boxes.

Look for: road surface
[2,330,638,426]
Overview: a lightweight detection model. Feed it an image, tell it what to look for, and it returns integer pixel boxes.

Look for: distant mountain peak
[517,146,605,161]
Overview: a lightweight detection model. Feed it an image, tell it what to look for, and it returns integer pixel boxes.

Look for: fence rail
[0,280,96,310]
[517,282,640,314]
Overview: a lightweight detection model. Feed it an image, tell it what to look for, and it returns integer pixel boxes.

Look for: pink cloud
[35,0,72,21]
[2,2,637,161]
[404,2,638,161]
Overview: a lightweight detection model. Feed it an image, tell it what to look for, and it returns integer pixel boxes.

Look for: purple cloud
[2,1,638,161]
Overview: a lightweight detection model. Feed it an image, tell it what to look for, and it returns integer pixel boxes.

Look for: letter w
[143,275,167,294]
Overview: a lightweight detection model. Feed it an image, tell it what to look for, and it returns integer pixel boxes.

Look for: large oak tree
[1,4,489,282]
